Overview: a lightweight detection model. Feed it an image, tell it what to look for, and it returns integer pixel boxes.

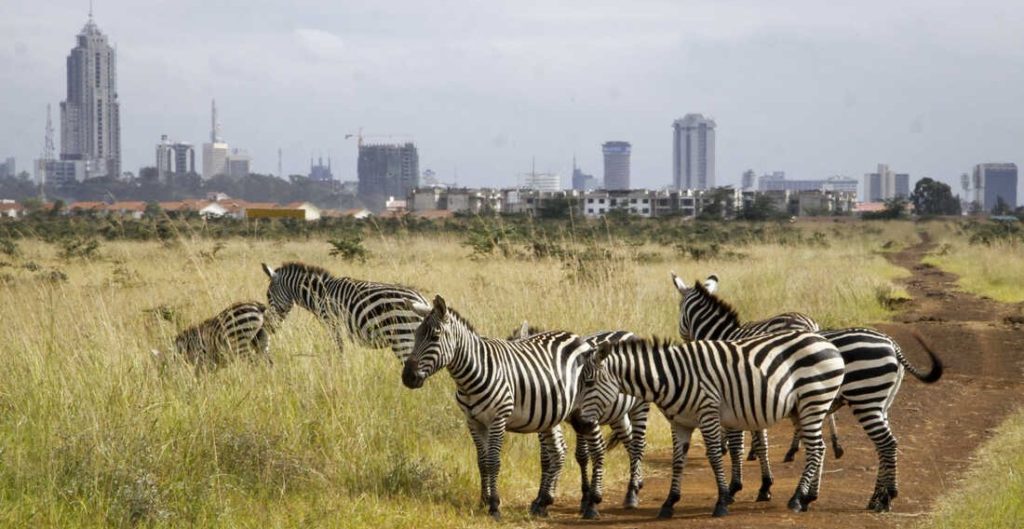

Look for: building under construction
[357,142,419,212]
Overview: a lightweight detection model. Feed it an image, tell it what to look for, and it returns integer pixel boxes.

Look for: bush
[58,237,100,260]
[328,235,369,262]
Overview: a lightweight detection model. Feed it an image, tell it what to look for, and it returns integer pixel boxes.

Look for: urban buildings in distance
[357,142,419,212]
[309,156,334,182]
[864,164,909,202]
[972,163,1018,212]
[60,13,121,180]
[156,135,196,183]
[758,171,859,198]
[201,99,250,180]
[0,158,15,179]
[571,156,598,191]
[602,141,631,190]
[672,114,716,190]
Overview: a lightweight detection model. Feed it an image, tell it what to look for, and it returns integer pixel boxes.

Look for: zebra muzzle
[401,362,426,389]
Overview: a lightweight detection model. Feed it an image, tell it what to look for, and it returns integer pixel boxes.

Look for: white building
[156,135,196,183]
[672,114,716,190]
[522,172,561,192]
[582,189,656,218]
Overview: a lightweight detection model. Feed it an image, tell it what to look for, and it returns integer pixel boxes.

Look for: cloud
[294,28,347,61]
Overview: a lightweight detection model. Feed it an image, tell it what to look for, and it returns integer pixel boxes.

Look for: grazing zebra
[156,301,272,373]
[403,296,604,520]
[511,323,650,511]
[578,331,845,518]
[261,262,428,360]
[672,273,943,512]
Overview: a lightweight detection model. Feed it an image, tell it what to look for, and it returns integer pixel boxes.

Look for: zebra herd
[160,261,943,520]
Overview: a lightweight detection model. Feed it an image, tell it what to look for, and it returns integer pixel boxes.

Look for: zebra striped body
[173,301,272,372]
[673,273,943,511]
[404,296,602,519]
[512,324,650,511]
[261,262,428,360]
[579,332,845,518]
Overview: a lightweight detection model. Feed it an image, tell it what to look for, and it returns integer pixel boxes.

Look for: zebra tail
[904,331,944,383]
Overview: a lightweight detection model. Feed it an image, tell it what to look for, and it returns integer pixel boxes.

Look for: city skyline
[2,1,1023,201]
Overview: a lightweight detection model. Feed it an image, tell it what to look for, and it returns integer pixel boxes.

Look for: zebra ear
[408,300,432,318]
[433,295,449,321]
[518,320,530,339]
[670,271,689,294]
[703,274,719,294]
[594,340,613,365]
[261,263,276,279]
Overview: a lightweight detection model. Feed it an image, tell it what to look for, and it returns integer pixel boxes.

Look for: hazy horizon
[2,0,1023,199]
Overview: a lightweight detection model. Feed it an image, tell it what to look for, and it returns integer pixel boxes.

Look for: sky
[2,0,1023,198]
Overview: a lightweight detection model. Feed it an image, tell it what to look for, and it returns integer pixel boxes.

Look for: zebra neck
[608,345,667,403]
[445,326,489,388]
[691,300,741,340]
[296,275,354,318]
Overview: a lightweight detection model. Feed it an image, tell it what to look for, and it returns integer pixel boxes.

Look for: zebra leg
[573,426,591,514]
[788,414,826,513]
[784,419,802,463]
[254,328,272,365]
[725,429,744,502]
[624,403,650,509]
[828,413,844,459]
[853,405,898,512]
[466,419,491,510]
[484,419,507,519]
[751,429,774,501]
[658,423,694,519]
[699,413,731,517]
[531,426,566,517]
[580,422,606,519]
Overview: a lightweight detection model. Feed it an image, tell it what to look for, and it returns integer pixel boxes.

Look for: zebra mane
[691,280,743,328]
[277,261,336,281]
[425,303,477,334]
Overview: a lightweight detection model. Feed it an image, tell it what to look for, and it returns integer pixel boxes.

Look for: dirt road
[545,233,1024,528]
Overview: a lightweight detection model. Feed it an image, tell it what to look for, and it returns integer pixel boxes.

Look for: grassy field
[922,222,1024,303]
[0,222,920,527]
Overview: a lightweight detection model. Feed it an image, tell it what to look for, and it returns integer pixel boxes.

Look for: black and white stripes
[261,262,428,360]
[168,301,272,372]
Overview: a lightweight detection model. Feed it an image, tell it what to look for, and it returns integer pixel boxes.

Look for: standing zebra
[511,323,650,511]
[155,301,273,373]
[578,332,845,518]
[403,296,605,520]
[672,273,943,511]
[261,262,428,360]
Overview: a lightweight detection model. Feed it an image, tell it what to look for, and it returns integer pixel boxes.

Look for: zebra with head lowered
[261,262,427,360]
[155,301,273,373]
[672,273,943,512]
[403,296,605,520]
[578,331,845,518]
[511,323,650,511]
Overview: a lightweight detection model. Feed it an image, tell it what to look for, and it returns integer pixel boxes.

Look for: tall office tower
[60,12,121,179]
[864,163,910,201]
[672,114,716,189]
[156,135,196,183]
[602,141,631,190]
[357,142,419,212]
[741,169,755,190]
[202,99,230,179]
[973,163,1018,212]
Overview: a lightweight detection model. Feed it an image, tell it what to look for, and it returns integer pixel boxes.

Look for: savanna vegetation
[0,216,1014,528]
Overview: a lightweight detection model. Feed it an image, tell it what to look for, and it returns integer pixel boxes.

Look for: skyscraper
[741,170,755,190]
[156,135,195,183]
[202,99,230,179]
[60,12,121,179]
[571,155,598,191]
[357,142,419,212]
[672,114,716,189]
[864,164,910,201]
[973,163,1018,212]
[602,141,631,190]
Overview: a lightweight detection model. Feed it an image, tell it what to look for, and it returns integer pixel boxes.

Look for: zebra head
[578,340,620,428]
[174,327,203,365]
[262,263,295,321]
[670,271,719,340]
[402,295,454,389]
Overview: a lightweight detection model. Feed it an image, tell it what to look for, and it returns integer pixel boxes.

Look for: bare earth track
[545,232,1024,528]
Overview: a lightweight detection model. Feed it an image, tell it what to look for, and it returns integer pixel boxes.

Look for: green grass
[0,226,915,527]
[923,238,1024,303]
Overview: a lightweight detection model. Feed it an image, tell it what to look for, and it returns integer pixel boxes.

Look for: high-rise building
[571,156,598,191]
[156,135,196,183]
[672,114,716,189]
[202,99,230,179]
[309,156,334,182]
[602,141,631,190]
[0,157,15,178]
[864,164,909,201]
[523,171,561,192]
[60,13,121,179]
[225,149,251,179]
[741,170,755,190]
[357,142,419,212]
[973,163,1018,212]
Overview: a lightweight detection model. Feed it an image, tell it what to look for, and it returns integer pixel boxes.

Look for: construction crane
[344,127,414,148]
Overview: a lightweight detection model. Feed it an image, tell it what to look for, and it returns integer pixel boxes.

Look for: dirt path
[544,232,1024,528]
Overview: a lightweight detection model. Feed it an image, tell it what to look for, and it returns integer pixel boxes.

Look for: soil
[545,231,1024,528]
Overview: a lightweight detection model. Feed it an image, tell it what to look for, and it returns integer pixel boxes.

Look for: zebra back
[175,301,267,365]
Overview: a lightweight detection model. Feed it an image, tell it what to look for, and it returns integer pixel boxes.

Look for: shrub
[328,235,369,262]
[58,237,100,260]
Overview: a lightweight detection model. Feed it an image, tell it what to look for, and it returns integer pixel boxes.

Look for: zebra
[154,301,273,373]
[403,296,605,520]
[577,331,845,518]
[261,262,428,361]
[672,272,943,512]
[510,323,650,511]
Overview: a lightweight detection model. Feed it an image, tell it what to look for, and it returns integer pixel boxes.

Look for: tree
[143,201,164,220]
[698,187,737,220]
[910,178,961,216]
[736,194,780,221]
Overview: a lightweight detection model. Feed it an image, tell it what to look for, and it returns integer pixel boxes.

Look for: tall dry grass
[0,226,909,528]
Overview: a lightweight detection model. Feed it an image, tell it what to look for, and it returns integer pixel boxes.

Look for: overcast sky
[2,0,1023,196]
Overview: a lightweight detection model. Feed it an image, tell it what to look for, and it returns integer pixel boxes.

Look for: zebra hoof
[623,487,639,509]
[712,501,729,518]
[756,489,772,502]
[833,443,845,460]
[657,505,674,519]
[788,493,809,513]
[783,449,797,463]
[489,509,502,521]
[728,481,743,498]
[581,503,600,520]
[529,499,549,517]
[578,498,588,515]
[746,450,758,461]
[869,493,892,512]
